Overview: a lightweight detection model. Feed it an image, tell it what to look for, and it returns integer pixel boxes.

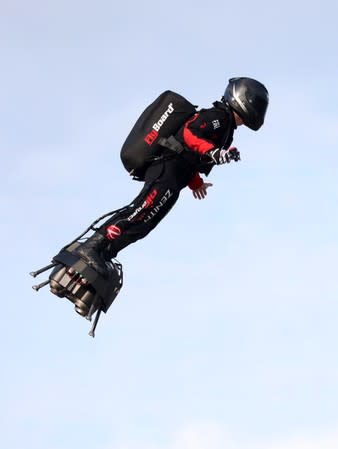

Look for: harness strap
[158,135,185,154]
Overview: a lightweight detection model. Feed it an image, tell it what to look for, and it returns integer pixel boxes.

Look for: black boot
[74,232,116,278]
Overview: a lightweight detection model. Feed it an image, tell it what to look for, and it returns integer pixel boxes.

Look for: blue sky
[1,1,338,448]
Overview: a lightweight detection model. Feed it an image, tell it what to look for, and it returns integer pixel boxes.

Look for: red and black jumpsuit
[104,101,236,257]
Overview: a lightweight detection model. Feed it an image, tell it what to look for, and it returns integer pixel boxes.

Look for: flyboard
[30,210,125,337]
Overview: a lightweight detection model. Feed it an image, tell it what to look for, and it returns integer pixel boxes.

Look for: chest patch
[212,119,220,130]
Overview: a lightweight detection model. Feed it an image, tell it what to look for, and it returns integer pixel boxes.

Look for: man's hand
[208,146,241,165]
[192,182,213,200]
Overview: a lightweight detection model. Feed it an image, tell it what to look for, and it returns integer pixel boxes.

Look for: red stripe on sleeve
[183,114,215,154]
[188,173,204,190]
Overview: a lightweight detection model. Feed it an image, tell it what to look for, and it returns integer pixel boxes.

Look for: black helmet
[224,77,269,131]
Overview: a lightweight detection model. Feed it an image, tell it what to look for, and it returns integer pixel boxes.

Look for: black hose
[60,206,129,251]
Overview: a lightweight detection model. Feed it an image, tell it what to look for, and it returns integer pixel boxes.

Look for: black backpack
[120,90,197,180]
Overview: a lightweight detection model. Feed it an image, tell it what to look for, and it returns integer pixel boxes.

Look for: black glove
[208,146,241,165]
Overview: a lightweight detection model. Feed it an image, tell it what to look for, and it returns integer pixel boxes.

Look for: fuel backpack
[120,90,197,180]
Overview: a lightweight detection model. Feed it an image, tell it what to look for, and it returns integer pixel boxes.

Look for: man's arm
[182,113,218,155]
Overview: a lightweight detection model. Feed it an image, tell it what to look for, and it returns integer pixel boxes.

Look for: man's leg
[105,180,179,256]
[75,160,182,276]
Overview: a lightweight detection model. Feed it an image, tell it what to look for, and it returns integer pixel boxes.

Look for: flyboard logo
[144,102,174,145]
